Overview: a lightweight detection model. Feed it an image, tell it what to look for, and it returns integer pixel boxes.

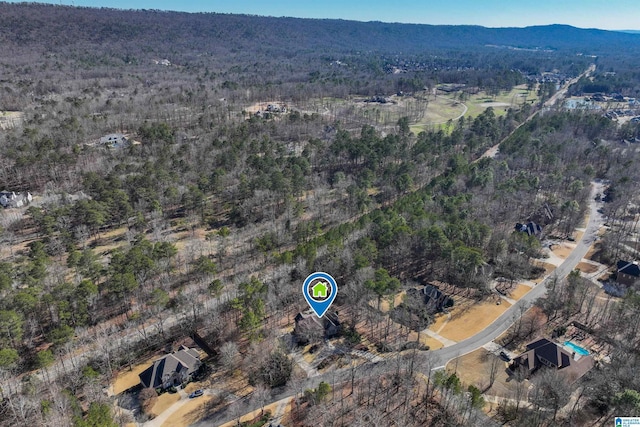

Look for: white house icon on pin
[312,281,328,298]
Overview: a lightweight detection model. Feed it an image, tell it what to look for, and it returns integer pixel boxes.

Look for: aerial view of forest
[1,2,640,426]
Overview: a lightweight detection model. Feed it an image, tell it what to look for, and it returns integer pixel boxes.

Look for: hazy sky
[5,0,640,30]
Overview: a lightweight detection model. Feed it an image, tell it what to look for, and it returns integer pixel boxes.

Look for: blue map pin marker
[302,272,338,318]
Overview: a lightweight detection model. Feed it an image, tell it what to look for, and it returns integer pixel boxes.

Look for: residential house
[0,190,32,209]
[266,104,287,113]
[139,346,201,390]
[616,260,640,287]
[406,284,454,313]
[293,310,341,345]
[511,338,594,383]
[99,133,129,148]
[514,221,543,238]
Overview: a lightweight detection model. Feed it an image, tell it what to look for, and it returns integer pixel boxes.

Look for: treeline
[2,4,640,59]
[2,4,640,424]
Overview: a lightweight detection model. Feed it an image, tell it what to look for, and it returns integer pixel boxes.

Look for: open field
[246,84,535,136]
[412,84,537,133]
[419,97,465,123]
[436,297,511,342]
[410,96,466,134]
[447,348,523,399]
[462,85,537,118]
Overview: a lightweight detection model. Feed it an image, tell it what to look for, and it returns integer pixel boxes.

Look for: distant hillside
[1,2,640,59]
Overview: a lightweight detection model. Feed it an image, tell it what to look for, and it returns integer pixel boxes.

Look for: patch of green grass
[301,85,536,136]
[410,96,466,130]
[462,85,538,118]
[410,122,452,135]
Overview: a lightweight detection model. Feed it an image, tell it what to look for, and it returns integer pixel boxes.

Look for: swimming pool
[564,340,590,356]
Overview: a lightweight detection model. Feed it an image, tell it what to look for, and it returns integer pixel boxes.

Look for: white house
[0,190,32,208]
[99,133,128,147]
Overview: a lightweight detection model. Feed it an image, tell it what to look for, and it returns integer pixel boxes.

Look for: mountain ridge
[1,2,639,58]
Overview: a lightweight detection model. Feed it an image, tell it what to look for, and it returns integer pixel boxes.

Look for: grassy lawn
[460,84,538,118]
[509,284,532,301]
[436,297,511,342]
[111,355,158,395]
[551,243,574,259]
[414,333,444,350]
[218,398,290,427]
[447,348,524,399]
[160,395,214,427]
[576,261,599,274]
[151,392,181,418]
[430,313,449,333]
[411,84,536,134]
[410,96,466,134]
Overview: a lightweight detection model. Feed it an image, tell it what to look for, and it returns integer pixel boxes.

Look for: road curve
[191,66,602,426]
[192,182,605,427]
[430,180,605,366]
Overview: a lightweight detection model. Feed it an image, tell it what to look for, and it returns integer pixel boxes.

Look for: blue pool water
[564,341,590,356]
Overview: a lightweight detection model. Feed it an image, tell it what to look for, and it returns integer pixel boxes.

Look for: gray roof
[139,346,200,389]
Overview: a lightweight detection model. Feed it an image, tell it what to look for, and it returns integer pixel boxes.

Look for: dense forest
[1,3,640,427]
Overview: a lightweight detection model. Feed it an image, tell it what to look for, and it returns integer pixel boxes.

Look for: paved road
[191,68,604,426]
[480,64,595,162]
[4,65,599,425]
[430,94,468,124]
[544,64,595,109]
[193,179,605,426]
[430,180,605,367]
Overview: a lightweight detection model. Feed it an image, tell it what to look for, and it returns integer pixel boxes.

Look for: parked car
[189,389,204,398]
[499,351,511,361]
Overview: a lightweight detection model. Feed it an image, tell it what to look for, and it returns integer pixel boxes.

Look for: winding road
[191,180,606,427]
[190,65,604,427]
[430,180,605,366]
[1,65,600,427]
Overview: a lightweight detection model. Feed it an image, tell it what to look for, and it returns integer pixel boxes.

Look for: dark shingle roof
[617,260,640,278]
[525,338,571,368]
[139,346,200,389]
